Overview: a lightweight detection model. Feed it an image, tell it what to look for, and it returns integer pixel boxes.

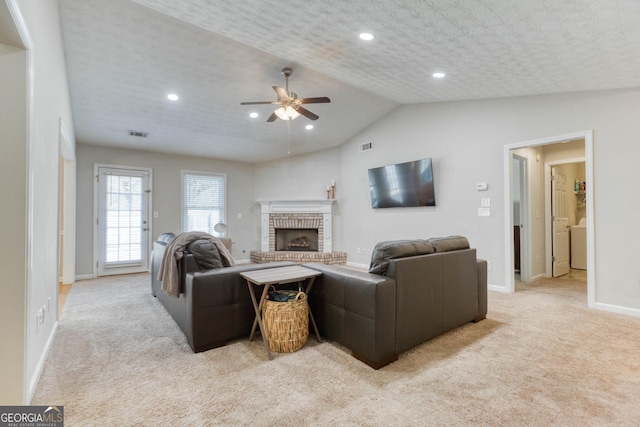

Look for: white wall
[0,0,76,404]
[0,39,28,404]
[254,88,640,313]
[75,144,258,276]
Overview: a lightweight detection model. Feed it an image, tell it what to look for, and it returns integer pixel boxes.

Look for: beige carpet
[32,272,640,426]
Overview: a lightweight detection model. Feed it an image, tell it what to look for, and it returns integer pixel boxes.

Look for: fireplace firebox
[275,228,319,252]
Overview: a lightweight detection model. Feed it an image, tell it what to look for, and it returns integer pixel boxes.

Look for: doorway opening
[512,154,528,283]
[58,119,75,317]
[504,131,595,308]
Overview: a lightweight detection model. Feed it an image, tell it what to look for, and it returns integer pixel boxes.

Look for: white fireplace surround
[258,200,335,253]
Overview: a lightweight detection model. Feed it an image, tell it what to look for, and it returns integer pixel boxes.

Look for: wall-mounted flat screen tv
[368,158,436,208]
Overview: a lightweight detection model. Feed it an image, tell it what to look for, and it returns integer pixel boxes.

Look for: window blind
[182,172,225,235]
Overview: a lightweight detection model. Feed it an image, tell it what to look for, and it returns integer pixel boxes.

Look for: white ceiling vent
[128,130,149,138]
[359,141,374,152]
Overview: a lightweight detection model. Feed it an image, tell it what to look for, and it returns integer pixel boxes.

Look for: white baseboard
[27,321,58,404]
[235,258,251,265]
[346,261,369,270]
[594,301,640,318]
[75,274,95,281]
[488,283,510,293]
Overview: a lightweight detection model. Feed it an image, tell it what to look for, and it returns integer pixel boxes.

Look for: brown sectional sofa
[151,233,486,370]
[304,236,487,369]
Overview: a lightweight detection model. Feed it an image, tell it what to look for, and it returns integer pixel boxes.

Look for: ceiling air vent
[128,130,149,138]
[359,141,373,152]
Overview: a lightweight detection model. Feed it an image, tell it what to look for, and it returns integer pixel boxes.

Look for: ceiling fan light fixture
[274,106,300,121]
[249,112,259,118]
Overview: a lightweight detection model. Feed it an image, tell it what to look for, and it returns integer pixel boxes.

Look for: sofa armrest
[184,262,295,351]
[476,259,488,321]
[303,263,397,369]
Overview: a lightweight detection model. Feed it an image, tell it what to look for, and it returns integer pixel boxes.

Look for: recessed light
[167,93,179,101]
[432,72,446,78]
[249,112,259,118]
[305,124,314,130]
[359,32,374,41]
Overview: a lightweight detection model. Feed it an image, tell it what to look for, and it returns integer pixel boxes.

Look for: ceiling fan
[241,67,330,122]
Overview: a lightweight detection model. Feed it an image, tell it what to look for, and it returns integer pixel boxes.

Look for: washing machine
[570,219,587,270]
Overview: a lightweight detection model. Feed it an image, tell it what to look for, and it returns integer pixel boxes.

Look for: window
[182,171,226,236]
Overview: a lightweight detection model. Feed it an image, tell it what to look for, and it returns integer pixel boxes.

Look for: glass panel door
[96,166,150,276]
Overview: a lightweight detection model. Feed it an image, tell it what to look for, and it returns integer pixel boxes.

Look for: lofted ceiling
[58,0,640,163]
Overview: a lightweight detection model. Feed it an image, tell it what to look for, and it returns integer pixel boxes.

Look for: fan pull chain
[287,120,291,154]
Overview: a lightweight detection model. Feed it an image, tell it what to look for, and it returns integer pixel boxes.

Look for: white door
[551,167,570,277]
[96,166,151,276]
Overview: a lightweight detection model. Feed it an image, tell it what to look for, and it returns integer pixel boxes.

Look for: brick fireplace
[250,200,347,265]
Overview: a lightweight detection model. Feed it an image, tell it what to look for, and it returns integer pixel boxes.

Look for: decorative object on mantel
[326,180,336,199]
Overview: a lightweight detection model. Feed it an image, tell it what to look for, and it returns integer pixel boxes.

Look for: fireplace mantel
[258,200,335,253]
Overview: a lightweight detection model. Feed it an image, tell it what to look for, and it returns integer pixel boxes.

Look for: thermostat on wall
[476,182,488,191]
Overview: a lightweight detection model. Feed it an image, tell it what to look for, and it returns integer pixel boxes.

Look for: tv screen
[368,158,436,208]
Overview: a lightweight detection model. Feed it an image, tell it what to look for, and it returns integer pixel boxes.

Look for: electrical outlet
[356,247,361,254]
[487,261,492,271]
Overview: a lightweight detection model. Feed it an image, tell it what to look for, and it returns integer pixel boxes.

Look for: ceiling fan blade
[295,106,319,120]
[266,112,278,122]
[299,97,331,104]
[273,86,290,100]
[240,101,277,105]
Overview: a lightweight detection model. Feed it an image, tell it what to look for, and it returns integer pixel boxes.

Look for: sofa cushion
[428,236,470,253]
[186,239,225,270]
[369,240,434,276]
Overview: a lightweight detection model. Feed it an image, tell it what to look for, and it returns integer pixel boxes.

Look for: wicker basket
[263,291,309,353]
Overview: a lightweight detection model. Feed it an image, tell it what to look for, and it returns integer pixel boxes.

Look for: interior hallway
[516,269,588,302]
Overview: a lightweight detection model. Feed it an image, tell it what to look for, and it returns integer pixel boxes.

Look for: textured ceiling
[58,0,640,163]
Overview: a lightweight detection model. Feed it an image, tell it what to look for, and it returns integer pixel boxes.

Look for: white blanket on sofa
[157,231,235,297]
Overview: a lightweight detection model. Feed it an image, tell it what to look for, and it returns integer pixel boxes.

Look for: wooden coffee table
[241,265,322,360]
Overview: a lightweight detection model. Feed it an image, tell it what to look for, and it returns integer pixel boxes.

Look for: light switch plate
[481,198,491,207]
[478,207,491,217]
